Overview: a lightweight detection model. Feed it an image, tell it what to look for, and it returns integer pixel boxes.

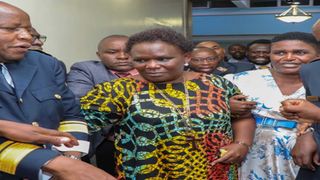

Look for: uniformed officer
[0,2,114,180]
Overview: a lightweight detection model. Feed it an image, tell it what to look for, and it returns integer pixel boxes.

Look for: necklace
[153,76,202,149]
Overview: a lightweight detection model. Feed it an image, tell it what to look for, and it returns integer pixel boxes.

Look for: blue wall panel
[193,7,320,36]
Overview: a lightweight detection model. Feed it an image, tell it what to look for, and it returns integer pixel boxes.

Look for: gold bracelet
[233,140,251,150]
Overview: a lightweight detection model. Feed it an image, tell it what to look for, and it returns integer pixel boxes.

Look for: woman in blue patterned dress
[225,32,320,179]
[80,28,255,179]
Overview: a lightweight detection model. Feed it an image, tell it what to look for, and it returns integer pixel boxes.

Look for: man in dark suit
[0,2,113,180]
[67,35,138,175]
[246,39,271,69]
[195,41,255,76]
[67,35,138,101]
[280,20,320,179]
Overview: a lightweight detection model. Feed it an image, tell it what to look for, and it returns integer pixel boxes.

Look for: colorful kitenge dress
[81,73,240,179]
[225,69,305,180]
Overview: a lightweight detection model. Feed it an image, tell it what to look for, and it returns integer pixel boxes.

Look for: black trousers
[296,166,320,180]
[95,139,117,176]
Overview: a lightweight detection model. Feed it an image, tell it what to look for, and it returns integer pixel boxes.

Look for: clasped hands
[280,99,320,170]
[280,99,320,123]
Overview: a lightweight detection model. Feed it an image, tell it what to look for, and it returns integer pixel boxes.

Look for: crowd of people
[0,1,320,180]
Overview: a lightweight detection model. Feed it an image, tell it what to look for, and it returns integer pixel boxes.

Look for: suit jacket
[67,60,118,101]
[0,51,88,180]
[300,59,320,152]
[213,61,256,76]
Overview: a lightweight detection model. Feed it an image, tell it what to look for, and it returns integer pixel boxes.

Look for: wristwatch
[63,154,81,160]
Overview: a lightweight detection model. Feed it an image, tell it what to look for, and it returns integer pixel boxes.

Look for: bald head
[0,1,29,18]
[0,2,33,62]
[97,35,128,52]
[0,1,31,30]
[196,41,226,61]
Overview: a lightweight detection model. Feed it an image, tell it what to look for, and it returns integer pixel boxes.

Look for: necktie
[0,64,14,92]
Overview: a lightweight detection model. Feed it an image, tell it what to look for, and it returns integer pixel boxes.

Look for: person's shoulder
[226,68,265,80]
[25,50,54,60]
[99,77,137,88]
[202,72,228,84]
[71,60,101,67]
[24,50,57,66]
[303,58,320,67]
[301,58,320,72]
[70,60,105,70]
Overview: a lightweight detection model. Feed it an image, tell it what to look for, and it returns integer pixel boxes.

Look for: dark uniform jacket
[0,51,88,180]
[300,59,320,150]
[213,61,256,76]
[296,59,320,180]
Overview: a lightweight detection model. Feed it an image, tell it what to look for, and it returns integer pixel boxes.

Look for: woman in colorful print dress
[80,28,255,179]
[225,32,320,180]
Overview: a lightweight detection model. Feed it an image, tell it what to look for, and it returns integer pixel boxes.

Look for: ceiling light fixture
[275,2,312,23]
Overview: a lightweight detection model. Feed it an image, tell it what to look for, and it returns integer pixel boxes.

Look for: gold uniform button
[54,94,62,99]
[32,122,39,126]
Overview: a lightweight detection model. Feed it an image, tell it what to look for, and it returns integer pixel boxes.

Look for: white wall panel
[2,0,190,69]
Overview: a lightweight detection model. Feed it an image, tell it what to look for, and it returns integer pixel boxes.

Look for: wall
[192,6,320,44]
[2,0,190,69]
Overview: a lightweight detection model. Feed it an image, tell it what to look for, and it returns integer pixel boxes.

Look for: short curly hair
[126,28,193,53]
[271,32,320,53]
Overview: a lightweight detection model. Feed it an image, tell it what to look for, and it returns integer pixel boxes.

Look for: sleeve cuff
[0,141,59,179]
[58,120,88,134]
[52,140,90,155]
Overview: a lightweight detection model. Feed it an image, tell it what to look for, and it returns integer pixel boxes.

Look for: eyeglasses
[190,57,218,63]
[32,35,47,43]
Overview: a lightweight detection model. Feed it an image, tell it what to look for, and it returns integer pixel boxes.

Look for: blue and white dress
[225,69,305,180]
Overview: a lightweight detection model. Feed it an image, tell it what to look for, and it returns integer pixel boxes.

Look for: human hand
[230,95,256,118]
[0,120,78,147]
[43,156,116,180]
[211,142,249,166]
[280,99,320,123]
[291,132,319,170]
